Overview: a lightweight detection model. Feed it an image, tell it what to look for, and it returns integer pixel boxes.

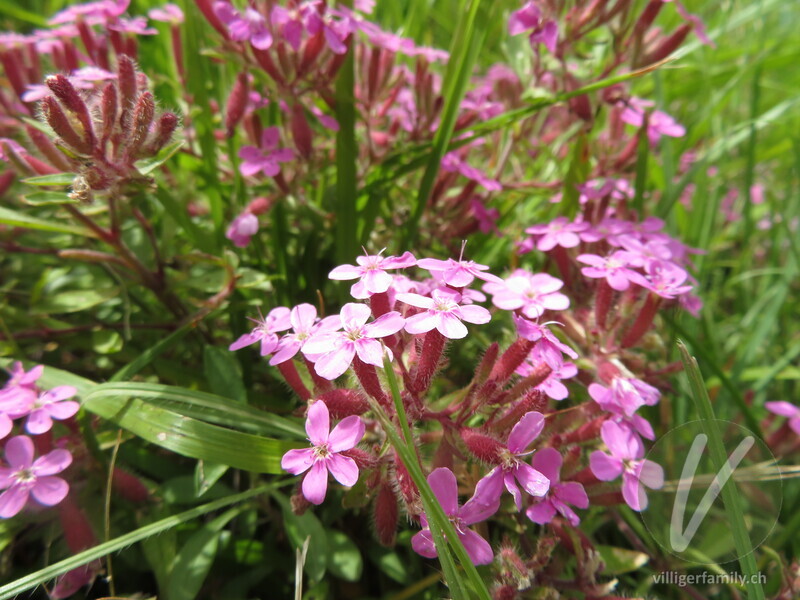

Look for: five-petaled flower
[280,401,364,505]
[590,421,664,511]
[270,304,340,366]
[397,288,491,340]
[229,307,292,356]
[214,1,273,49]
[484,269,569,318]
[526,448,589,526]
[238,127,294,178]
[25,386,79,435]
[303,303,405,380]
[328,250,416,299]
[471,412,550,511]
[411,467,496,565]
[0,435,72,518]
[766,401,800,435]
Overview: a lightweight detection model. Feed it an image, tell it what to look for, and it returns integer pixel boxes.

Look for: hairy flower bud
[46,74,95,149]
[112,467,150,503]
[225,73,249,138]
[460,428,503,464]
[640,24,692,66]
[315,389,369,419]
[474,342,500,384]
[489,339,535,385]
[118,55,139,131]
[125,92,155,161]
[41,96,92,155]
[26,125,73,172]
[290,103,313,160]
[373,482,399,547]
[145,112,179,156]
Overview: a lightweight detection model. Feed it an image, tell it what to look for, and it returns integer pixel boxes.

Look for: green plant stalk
[632,116,650,216]
[678,341,765,600]
[0,484,279,600]
[335,16,358,265]
[378,356,492,600]
[403,0,488,249]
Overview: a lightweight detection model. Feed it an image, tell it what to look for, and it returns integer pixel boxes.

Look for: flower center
[14,468,36,483]
[499,449,518,470]
[313,444,331,460]
[344,326,364,341]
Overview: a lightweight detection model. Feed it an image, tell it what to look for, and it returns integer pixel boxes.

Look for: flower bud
[247,196,272,215]
[145,112,179,155]
[291,489,311,515]
[489,339,535,385]
[225,73,249,138]
[639,24,691,66]
[112,467,150,503]
[460,428,503,464]
[633,0,664,39]
[118,55,138,131]
[373,482,399,547]
[125,91,155,161]
[474,342,500,384]
[46,74,95,148]
[315,389,369,418]
[290,103,313,160]
[26,124,73,171]
[41,96,92,155]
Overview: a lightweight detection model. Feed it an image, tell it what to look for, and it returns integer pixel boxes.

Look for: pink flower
[417,249,502,288]
[483,270,569,318]
[302,304,405,380]
[508,1,557,53]
[270,304,340,366]
[588,377,660,418]
[525,217,589,251]
[229,307,292,356]
[411,467,495,565]
[635,260,693,299]
[621,98,685,146]
[271,6,304,50]
[304,7,350,55]
[470,199,499,235]
[49,0,129,26]
[576,251,644,291]
[148,3,184,24]
[766,402,800,435]
[471,412,550,511]
[0,363,42,406]
[397,288,491,340]
[514,317,578,369]
[109,17,157,35]
[25,387,79,435]
[524,361,577,401]
[526,448,589,526]
[280,401,364,505]
[238,127,294,178]
[225,212,259,248]
[0,436,72,518]
[590,421,664,512]
[214,1,273,49]
[328,250,416,299]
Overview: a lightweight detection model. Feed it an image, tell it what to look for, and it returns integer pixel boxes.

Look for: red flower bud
[315,389,369,419]
[489,339,535,385]
[26,124,73,172]
[125,91,155,161]
[41,96,92,155]
[46,74,95,149]
[225,73,249,138]
[145,112,179,155]
[373,482,399,547]
[112,467,150,503]
[640,24,692,66]
[460,428,503,464]
[474,342,500,384]
[117,55,139,131]
[290,103,313,160]
[413,329,446,393]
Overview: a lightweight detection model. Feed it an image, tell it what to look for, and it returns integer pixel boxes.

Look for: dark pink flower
[148,4,184,25]
[417,248,502,288]
[514,317,578,369]
[25,386,79,435]
[621,98,686,146]
[225,212,259,248]
[302,303,405,380]
[635,260,693,299]
[411,467,495,565]
[0,436,72,518]
[270,304,340,366]
[397,288,491,340]
[470,199,499,234]
[280,401,364,505]
[483,269,569,319]
[109,16,157,35]
[214,1,273,49]
[471,412,550,511]
[229,307,292,356]
[589,377,660,418]
[441,152,501,191]
[238,127,294,177]
[49,0,129,26]
[525,361,577,401]
[590,421,663,511]
[329,250,416,299]
[526,448,588,526]
[508,1,557,53]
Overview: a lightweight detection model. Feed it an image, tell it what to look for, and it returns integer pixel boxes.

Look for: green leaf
[82,387,300,473]
[596,545,649,575]
[33,288,119,314]
[110,324,193,382]
[85,382,304,438]
[91,330,123,355]
[203,346,247,403]
[21,173,75,186]
[678,342,765,600]
[136,140,184,175]
[0,485,275,600]
[326,530,363,582]
[166,507,242,600]
[0,206,95,237]
[335,32,358,264]
[195,461,229,497]
[272,491,329,584]
[22,191,80,206]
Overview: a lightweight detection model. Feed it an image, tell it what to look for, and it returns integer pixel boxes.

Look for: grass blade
[335,30,358,264]
[678,341,765,600]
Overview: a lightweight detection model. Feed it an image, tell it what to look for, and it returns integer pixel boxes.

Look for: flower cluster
[0,363,78,518]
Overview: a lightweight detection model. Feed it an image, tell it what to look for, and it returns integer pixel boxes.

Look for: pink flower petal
[395,292,435,310]
[354,338,385,367]
[305,400,330,445]
[32,449,71,476]
[362,269,393,294]
[47,400,80,421]
[326,454,359,487]
[31,476,69,506]
[515,463,550,498]
[411,529,437,558]
[404,311,439,335]
[437,313,467,339]
[459,528,493,565]
[363,311,405,338]
[635,459,664,490]
[458,304,491,325]
[526,499,557,524]
[0,486,30,517]
[531,447,562,483]
[229,332,259,351]
[589,451,623,481]
[5,435,34,468]
[557,481,589,509]
[328,416,365,452]
[40,386,76,402]
[427,467,459,516]
[290,303,317,331]
[329,264,362,280]
[281,448,315,475]
[314,344,355,380]
[507,411,545,454]
[341,303,372,328]
[302,461,328,505]
[622,471,646,511]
